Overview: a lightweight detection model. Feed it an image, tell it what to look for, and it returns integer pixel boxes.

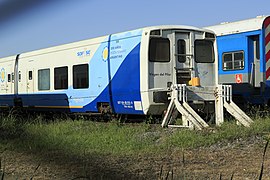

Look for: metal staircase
[161,84,253,129]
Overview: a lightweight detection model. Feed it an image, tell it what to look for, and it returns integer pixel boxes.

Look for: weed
[0,158,4,180]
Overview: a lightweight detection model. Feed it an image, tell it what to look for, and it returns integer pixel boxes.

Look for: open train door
[248,35,262,87]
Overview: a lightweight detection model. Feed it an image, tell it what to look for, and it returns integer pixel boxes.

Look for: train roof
[142,25,214,33]
[1,25,214,59]
[205,15,270,36]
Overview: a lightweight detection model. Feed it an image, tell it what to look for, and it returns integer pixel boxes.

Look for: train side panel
[109,29,144,114]
[17,36,111,112]
[0,56,16,107]
[207,16,270,104]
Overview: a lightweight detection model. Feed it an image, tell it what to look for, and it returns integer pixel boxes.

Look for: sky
[0,0,269,58]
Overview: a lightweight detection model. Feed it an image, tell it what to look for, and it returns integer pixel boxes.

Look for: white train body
[0,26,217,115]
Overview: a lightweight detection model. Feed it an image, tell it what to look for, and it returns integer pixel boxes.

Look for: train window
[29,71,32,80]
[222,51,244,70]
[8,74,11,82]
[12,73,14,83]
[54,66,68,90]
[150,30,161,36]
[177,40,186,62]
[19,71,21,82]
[223,54,233,70]
[149,38,170,62]
[38,69,50,90]
[73,64,89,89]
[194,40,214,63]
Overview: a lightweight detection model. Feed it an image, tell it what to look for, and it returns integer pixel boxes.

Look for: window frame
[73,64,89,89]
[177,39,186,63]
[8,74,11,82]
[194,40,215,63]
[38,68,50,91]
[149,37,171,63]
[54,66,68,90]
[28,71,33,80]
[222,51,245,71]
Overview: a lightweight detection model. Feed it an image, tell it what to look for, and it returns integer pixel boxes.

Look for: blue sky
[0,0,269,58]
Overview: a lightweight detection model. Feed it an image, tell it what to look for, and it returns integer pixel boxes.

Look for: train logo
[102,46,109,61]
[0,68,5,83]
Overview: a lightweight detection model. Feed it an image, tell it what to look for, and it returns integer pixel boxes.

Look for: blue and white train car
[0,25,217,115]
[206,16,270,105]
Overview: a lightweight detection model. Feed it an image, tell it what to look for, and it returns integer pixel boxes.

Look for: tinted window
[8,74,11,82]
[54,66,68,90]
[38,69,50,90]
[73,64,89,89]
[29,71,32,80]
[177,39,186,62]
[194,40,214,63]
[149,38,170,62]
[222,51,244,70]
[18,71,21,82]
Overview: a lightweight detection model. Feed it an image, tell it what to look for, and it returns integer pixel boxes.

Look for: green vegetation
[1,114,270,157]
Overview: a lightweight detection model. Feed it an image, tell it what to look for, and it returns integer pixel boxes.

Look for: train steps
[162,84,253,130]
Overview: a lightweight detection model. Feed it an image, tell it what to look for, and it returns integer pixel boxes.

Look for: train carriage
[0,25,217,116]
[206,16,270,105]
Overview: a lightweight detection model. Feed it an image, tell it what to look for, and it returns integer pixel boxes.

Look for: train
[206,15,270,106]
[0,25,217,117]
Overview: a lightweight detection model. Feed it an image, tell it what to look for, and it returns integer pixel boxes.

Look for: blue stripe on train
[83,43,143,114]
[110,43,143,114]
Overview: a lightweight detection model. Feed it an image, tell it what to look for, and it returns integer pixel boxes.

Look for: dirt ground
[1,136,270,180]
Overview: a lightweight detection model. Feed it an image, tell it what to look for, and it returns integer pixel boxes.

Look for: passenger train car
[0,26,216,116]
[206,16,270,105]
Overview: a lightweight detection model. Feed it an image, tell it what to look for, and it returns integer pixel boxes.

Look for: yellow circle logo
[102,47,108,61]
[0,68,5,82]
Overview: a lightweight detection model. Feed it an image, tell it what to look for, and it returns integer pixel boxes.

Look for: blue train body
[207,16,270,105]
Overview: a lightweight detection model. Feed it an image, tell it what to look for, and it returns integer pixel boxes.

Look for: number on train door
[27,70,34,93]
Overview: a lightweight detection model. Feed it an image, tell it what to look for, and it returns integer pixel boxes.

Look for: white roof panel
[205,16,270,36]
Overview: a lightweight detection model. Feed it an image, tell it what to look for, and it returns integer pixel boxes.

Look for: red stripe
[266,68,270,80]
[266,50,270,62]
[266,33,270,45]
[264,17,270,28]
[267,49,270,61]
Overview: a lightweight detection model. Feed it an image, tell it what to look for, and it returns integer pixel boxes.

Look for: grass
[167,117,270,149]
[21,120,160,156]
[1,114,270,157]
[1,114,270,179]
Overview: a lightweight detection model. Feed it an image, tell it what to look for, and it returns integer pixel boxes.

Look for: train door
[249,35,261,87]
[148,31,193,90]
[171,32,192,84]
[27,69,34,93]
